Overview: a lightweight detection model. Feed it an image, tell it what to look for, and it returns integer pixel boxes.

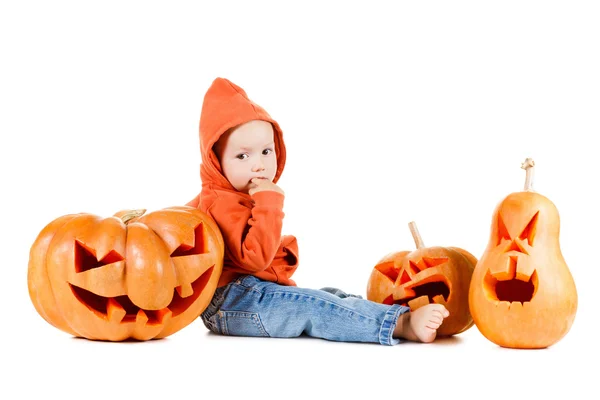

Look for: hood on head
[198,77,286,191]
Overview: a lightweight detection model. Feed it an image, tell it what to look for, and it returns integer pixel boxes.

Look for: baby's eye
[262,148,273,156]
[236,153,249,160]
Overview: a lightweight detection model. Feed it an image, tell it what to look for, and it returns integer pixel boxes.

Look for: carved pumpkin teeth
[176,283,194,298]
[432,294,447,306]
[107,298,126,323]
[154,308,172,325]
[135,309,148,326]
[408,295,430,310]
[510,301,524,312]
[495,300,532,310]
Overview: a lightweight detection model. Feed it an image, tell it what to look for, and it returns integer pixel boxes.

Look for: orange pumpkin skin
[469,160,577,349]
[367,223,476,337]
[27,206,224,341]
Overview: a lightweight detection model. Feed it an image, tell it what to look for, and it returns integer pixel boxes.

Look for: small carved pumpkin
[469,158,577,349]
[367,222,476,336]
[28,206,224,341]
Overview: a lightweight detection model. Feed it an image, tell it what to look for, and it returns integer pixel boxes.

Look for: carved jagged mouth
[484,267,538,306]
[69,266,214,325]
[383,280,450,308]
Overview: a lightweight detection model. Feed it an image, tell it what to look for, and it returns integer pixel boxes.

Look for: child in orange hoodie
[187,77,449,344]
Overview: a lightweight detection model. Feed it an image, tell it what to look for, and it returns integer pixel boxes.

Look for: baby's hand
[249,178,284,196]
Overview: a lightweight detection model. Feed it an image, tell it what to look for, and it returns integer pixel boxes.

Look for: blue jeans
[200,275,410,345]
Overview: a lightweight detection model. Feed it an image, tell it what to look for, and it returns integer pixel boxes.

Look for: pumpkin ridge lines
[28,214,78,335]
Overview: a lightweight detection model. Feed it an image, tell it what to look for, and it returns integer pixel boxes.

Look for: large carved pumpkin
[367,221,476,336]
[469,158,578,348]
[28,206,224,341]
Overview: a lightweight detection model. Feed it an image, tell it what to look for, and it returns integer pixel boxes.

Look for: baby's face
[215,120,278,193]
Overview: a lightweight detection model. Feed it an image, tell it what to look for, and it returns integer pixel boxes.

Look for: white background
[1,1,598,399]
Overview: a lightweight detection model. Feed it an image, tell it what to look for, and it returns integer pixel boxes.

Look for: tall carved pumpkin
[469,158,577,349]
[367,221,476,337]
[28,206,224,341]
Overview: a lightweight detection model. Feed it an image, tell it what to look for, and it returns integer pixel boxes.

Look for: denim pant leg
[319,286,363,299]
[200,275,410,345]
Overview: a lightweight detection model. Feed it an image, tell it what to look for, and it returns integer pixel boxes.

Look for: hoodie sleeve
[207,190,285,273]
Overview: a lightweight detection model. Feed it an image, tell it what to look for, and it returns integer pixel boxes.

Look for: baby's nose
[252,160,265,172]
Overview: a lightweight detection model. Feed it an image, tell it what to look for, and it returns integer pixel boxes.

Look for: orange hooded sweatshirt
[186,77,299,288]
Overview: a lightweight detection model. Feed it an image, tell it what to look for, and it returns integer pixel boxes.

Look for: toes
[429,315,443,325]
[426,322,442,330]
[431,306,449,318]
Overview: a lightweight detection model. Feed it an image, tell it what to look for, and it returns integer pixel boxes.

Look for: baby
[187,78,449,344]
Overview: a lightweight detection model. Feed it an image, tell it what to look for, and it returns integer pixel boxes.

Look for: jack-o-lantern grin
[69,267,214,324]
[484,253,538,307]
[483,211,539,306]
[393,280,451,307]
[379,257,451,308]
[66,226,217,325]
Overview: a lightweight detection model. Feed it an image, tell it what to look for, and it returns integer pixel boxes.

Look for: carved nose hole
[504,240,525,254]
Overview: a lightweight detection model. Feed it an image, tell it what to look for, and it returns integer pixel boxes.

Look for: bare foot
[393,304,450,343]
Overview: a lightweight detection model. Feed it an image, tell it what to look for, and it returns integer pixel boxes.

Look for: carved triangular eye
[399,269,412,284]
[519,211,539,246]
[375,262,398,282]
[421,257,448,268]
[408,260,420,274]
[75,240,124,273]
[411,257,448,272]
[395,261,419,286]
[497,214,512,245]
[170,223,206,257]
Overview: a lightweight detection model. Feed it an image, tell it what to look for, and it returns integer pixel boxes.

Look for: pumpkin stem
[408,221,425,249]
[521,158,535,191]
[117,209,147,224]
